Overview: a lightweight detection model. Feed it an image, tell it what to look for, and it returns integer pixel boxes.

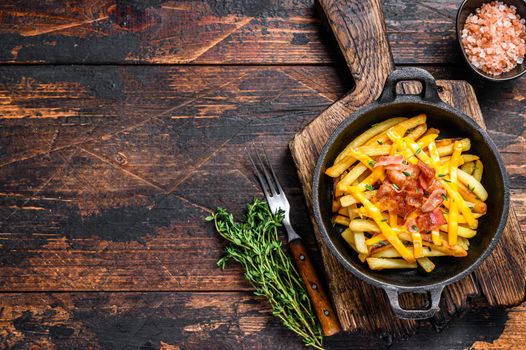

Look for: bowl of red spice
[457,0,526,81]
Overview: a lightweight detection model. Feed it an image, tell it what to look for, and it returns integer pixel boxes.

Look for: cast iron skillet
[312,67,509,319]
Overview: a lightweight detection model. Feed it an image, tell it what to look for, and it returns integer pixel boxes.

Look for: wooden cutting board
[289,0,526,336]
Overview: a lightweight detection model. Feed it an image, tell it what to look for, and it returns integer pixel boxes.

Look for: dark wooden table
[0,1,524,349]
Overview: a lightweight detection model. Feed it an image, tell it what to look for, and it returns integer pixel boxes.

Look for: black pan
[312,67,509,319]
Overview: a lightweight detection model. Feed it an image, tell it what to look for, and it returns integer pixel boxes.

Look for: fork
[247,147,341,337]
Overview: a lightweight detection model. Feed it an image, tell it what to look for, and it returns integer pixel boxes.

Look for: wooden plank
[0,0,464,64]
[471,304,526,349]
[0,65,348,291]
[0,291,523,349]
[0,65,523,295]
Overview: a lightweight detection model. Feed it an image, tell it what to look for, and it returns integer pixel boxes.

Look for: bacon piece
[376,181,395,198]
[417,160,435,179]
[421,189,446,212]
[429,208,446,228]
[418,175,443,192]
[376,182,415,218]
[403,164,421,180]
[406,190,424,207]
[375,155,404,167]
[387,170,406,190]
[384,163,405,171]
[407,208,447,232]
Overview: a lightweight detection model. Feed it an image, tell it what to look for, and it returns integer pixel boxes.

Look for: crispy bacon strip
[421,189,446,212]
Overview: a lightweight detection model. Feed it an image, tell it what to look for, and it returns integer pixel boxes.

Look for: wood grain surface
[0,0,524,348]
[0,0,467,64]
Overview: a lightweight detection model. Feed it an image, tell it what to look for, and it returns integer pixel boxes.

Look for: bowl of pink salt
[457,0,526,81]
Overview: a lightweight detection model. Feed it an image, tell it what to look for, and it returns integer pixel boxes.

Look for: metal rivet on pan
[299,254,305,261]
[312,283,317,290]
[324,309,329,316]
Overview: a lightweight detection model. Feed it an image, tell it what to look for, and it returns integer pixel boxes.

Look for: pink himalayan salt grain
[461,1,526,76]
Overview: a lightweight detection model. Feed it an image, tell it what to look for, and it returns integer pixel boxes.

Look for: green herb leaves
[208,199,323,349]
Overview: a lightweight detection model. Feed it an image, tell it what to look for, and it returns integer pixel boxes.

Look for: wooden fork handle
[288,239,341,336]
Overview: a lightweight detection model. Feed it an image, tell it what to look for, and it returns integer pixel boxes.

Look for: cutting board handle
[318,0,394,103]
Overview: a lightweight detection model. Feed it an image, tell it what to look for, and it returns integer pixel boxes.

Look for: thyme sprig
[207,199,323,349]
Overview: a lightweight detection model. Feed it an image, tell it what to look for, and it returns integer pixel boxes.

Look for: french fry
[439,224,477,238]
[441,180,477,229]
[341,228,354,244]
[389,211,397,227]
[423,241,467,257]
[339,164,368,187]
[348,148,377,170]
[435,138,454,147]
[457,182,487,214]
[391,114,427,135]
[443,211,479,228]
[371,246,400,258]
[366,258,417,270]
[426,248,447,257]
[354,232,369,254]
[448,198,459,246]
[437,138,471,157]
[326,156,357,178]
[431,229,442,246]
[332,200,341,212]
[334,118,407,164]
[342,228,361,255]
[457,168,488,201]
[347,204,360,220]
[349,219,380,233]
[473,159,483,182]
[412,231,424,258]
[422,127,440,138]
[441,154,480,164]
[355,145,392,156]
[457,236,470,251]
[372,246,446,258]
[447,141,463,246]
[417,257,436,273]
[460,161,475,175]
[333,215,350,226]
[406,124,427,140]
[337,207,349,217]
[340,191,376,207]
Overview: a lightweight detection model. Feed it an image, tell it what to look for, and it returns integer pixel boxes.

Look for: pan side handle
[317,0,394,105]
[384,286,444,320]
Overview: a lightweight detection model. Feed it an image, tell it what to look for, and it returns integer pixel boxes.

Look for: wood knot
[115,152,128,165]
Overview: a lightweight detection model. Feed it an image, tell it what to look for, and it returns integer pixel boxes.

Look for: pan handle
[384,286,444,320]
[378,67,441,104]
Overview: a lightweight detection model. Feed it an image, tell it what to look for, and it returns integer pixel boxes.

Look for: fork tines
[246,146,283,199]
